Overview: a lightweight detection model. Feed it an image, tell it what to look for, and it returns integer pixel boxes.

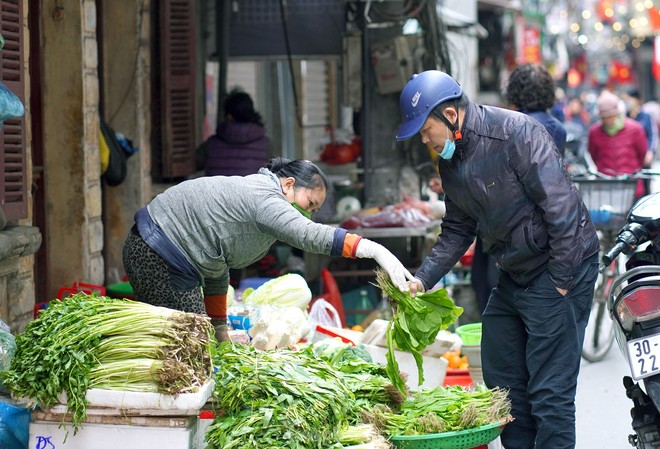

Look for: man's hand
[429,177,444,194]
[409,278,425,297]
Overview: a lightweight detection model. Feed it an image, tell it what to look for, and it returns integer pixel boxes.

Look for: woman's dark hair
[223,88,264,126]
[505,64,556,112]
[266,157,328,191]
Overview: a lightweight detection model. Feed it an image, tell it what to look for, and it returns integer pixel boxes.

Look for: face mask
[439,127,456,160]
[290,188,312,219]
[603,115,624,136]
[292,202,312,219]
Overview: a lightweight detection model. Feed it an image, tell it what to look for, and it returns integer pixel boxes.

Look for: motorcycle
[602,191,660,448]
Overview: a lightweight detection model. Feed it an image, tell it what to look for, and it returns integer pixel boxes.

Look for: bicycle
[572,173,640,362]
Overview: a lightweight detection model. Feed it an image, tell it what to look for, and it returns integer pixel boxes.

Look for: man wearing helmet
[396,70,599,449]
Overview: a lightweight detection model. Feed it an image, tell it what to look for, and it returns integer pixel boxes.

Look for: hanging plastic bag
[0,81,24,123]
[100,119,128,186]
[308,297,343,330]
[0,319,16,396]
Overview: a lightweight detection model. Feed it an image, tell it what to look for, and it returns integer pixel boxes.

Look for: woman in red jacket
[588,90,648,197]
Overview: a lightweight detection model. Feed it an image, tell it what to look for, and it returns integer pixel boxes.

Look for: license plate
[627,335,660,381]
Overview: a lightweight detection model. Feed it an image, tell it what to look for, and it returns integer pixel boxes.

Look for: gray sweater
[147,168,338,294]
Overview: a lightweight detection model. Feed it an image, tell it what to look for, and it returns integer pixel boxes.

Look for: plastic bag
[0,319,15,372]
[308,298,343,330]
[100,119,128,186]
[0,402,30,449]
[0,81,24,123]
[0,319,16,396]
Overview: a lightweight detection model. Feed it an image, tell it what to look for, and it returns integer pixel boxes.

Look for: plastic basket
[390,420,507,449]
[572,177,638,230]
[455,323,482,346]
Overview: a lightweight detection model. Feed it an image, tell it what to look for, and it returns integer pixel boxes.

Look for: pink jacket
[588,117,648,197]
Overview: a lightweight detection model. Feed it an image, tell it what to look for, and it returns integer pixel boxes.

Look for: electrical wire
[278,0,304,129]
[109,0,145,124]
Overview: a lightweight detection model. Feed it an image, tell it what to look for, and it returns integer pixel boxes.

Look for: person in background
[588,90,648,198]
[565,96,590,131]
[624,90,656,194]
[196,88,270,177]
[550,86,566,123]
[505,63,567,156]
[122,158,415,342]
[396,70,599,449]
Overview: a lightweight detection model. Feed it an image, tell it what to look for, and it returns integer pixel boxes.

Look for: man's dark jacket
[416,101,599,291]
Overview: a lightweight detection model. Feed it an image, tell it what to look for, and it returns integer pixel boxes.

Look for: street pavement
[576,343,636,448]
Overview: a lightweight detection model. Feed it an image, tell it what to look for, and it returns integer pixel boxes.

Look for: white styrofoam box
[49,380,214,416]
[360,319,389,346]
[311,325,363,345]
[364,344,448,390]
[29,415,198,449]
[420,330,458,358]
[360,320,457,357]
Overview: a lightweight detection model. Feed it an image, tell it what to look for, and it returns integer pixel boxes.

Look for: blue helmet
[395,71,463,141]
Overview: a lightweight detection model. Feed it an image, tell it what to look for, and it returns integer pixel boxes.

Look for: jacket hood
[216,121,266,144]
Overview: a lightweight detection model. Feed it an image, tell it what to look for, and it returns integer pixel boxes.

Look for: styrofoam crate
[29,415,197,449]
[43,380,215,417]
[364,344,448,390]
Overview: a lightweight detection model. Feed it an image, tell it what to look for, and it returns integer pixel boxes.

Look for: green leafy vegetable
[375,269,463,394]
[364,384,512,436]
[2,293,214,432]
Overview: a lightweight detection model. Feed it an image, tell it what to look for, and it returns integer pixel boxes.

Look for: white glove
[356,238,415,292]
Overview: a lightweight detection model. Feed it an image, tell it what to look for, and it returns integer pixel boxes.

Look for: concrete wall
[41,0,104,296]
[100,0,153,284]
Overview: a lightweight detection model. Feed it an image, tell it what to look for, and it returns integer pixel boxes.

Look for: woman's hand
[356,239,415,292]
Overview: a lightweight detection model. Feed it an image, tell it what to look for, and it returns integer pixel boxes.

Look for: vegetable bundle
[209,343,353,449]
[365,384,511,436]
[1,293,214,430]
[208,343,403,449]
[375,269,463,394]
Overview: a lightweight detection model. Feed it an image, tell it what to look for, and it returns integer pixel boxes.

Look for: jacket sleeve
[509,120,584,290]
[414,195,477,290]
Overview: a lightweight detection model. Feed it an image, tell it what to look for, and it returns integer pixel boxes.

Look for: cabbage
[227,284,235,307]
[243,273,312,309]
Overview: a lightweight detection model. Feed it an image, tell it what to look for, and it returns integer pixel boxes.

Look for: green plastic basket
[390,420,504,449]
[455,323,482,346]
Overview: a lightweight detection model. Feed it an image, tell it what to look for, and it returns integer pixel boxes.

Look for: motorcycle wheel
[581,260,617,362]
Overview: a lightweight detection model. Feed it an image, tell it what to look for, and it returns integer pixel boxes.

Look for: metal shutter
[159,0,196,178]
[0,0,26,220]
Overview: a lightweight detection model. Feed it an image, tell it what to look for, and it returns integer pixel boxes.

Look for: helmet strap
[433,103,462,142]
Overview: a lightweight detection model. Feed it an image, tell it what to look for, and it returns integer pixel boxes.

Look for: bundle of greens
[364,384,511,436]
[375,269,463,394]
[209,343,354,449]
[1,293,214,430]
[306,340,405,418]
[337,424,391,448]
